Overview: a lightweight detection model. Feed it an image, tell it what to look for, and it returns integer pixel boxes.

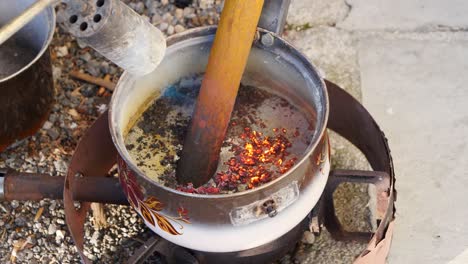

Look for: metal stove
[0,80,396,263]
[0,0,396,263]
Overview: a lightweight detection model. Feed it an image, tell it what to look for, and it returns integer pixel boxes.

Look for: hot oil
[124,75,316,194]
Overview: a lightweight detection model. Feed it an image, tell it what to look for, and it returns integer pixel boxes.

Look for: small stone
[301,231,315,244]
[134,2,145,13]
[152,13,162,25]
[42,121,53,130]
[146,0,158,14]
[52,66,62,80]
[161,0,169,6]
[25,249,34,260]
[53,160,67,174]
[80,85,98,97]
[56,46,68,57]
[162,13,173,22]
[34,222,42,230]
[49,202,56,211]
[56,218,65,225]
[48,113,58,123]
[79,52,92,62]
[86,60,101,76]
[100,61,110,74]
[175,24,186,33]
[183,7,195,17]
[191,16,201,26]
[199,0,214,9]
[68,109,80,119]
[68,108,81,120]
[14,217,26,227]
[56,230,65,240]
[159,22,169,31]
[90,231,99,245]
[47,128,60,140]
[11,200,19,209]
[175,8,184,19]
[26,236,36,246]
[167,25,175,35]
[48,224,57,235]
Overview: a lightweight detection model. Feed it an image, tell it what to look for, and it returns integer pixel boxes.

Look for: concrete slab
[287,0,350,27]
[358,37,468,263]
[286,26,362,100]
[285,27,373,263]
[340,0,468,31]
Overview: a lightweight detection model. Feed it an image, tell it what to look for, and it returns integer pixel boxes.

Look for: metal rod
[258,0,291,35]
[0,171,128,205]
[0,0,58,46]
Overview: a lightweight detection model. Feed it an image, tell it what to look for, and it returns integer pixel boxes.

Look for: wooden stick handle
[177,0,265,186]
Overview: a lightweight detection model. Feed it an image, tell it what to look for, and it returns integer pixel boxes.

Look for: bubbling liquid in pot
[124,75,316,194]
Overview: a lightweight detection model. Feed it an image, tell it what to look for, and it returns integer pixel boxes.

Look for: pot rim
[0,4,56,83]
[109,26,329,199]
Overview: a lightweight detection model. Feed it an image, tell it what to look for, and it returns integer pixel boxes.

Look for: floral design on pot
[118,158,191,235]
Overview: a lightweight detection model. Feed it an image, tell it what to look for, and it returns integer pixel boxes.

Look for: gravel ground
[0,0,371,263]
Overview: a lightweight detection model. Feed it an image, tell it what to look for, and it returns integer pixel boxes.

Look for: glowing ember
[214,126,297,191]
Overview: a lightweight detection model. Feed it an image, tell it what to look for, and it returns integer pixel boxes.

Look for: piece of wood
[90,203,108,230]
[176,0,265,186]
[33,207,44,222]
[69,71,116,91]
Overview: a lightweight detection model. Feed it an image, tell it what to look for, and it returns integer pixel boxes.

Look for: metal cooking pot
[109,26,330,253]
[0,0,55,151]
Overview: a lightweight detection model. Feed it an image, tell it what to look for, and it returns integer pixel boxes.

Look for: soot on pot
[124,75,315,194]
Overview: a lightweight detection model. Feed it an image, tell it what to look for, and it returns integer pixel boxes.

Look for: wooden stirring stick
[176,0,265,186]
